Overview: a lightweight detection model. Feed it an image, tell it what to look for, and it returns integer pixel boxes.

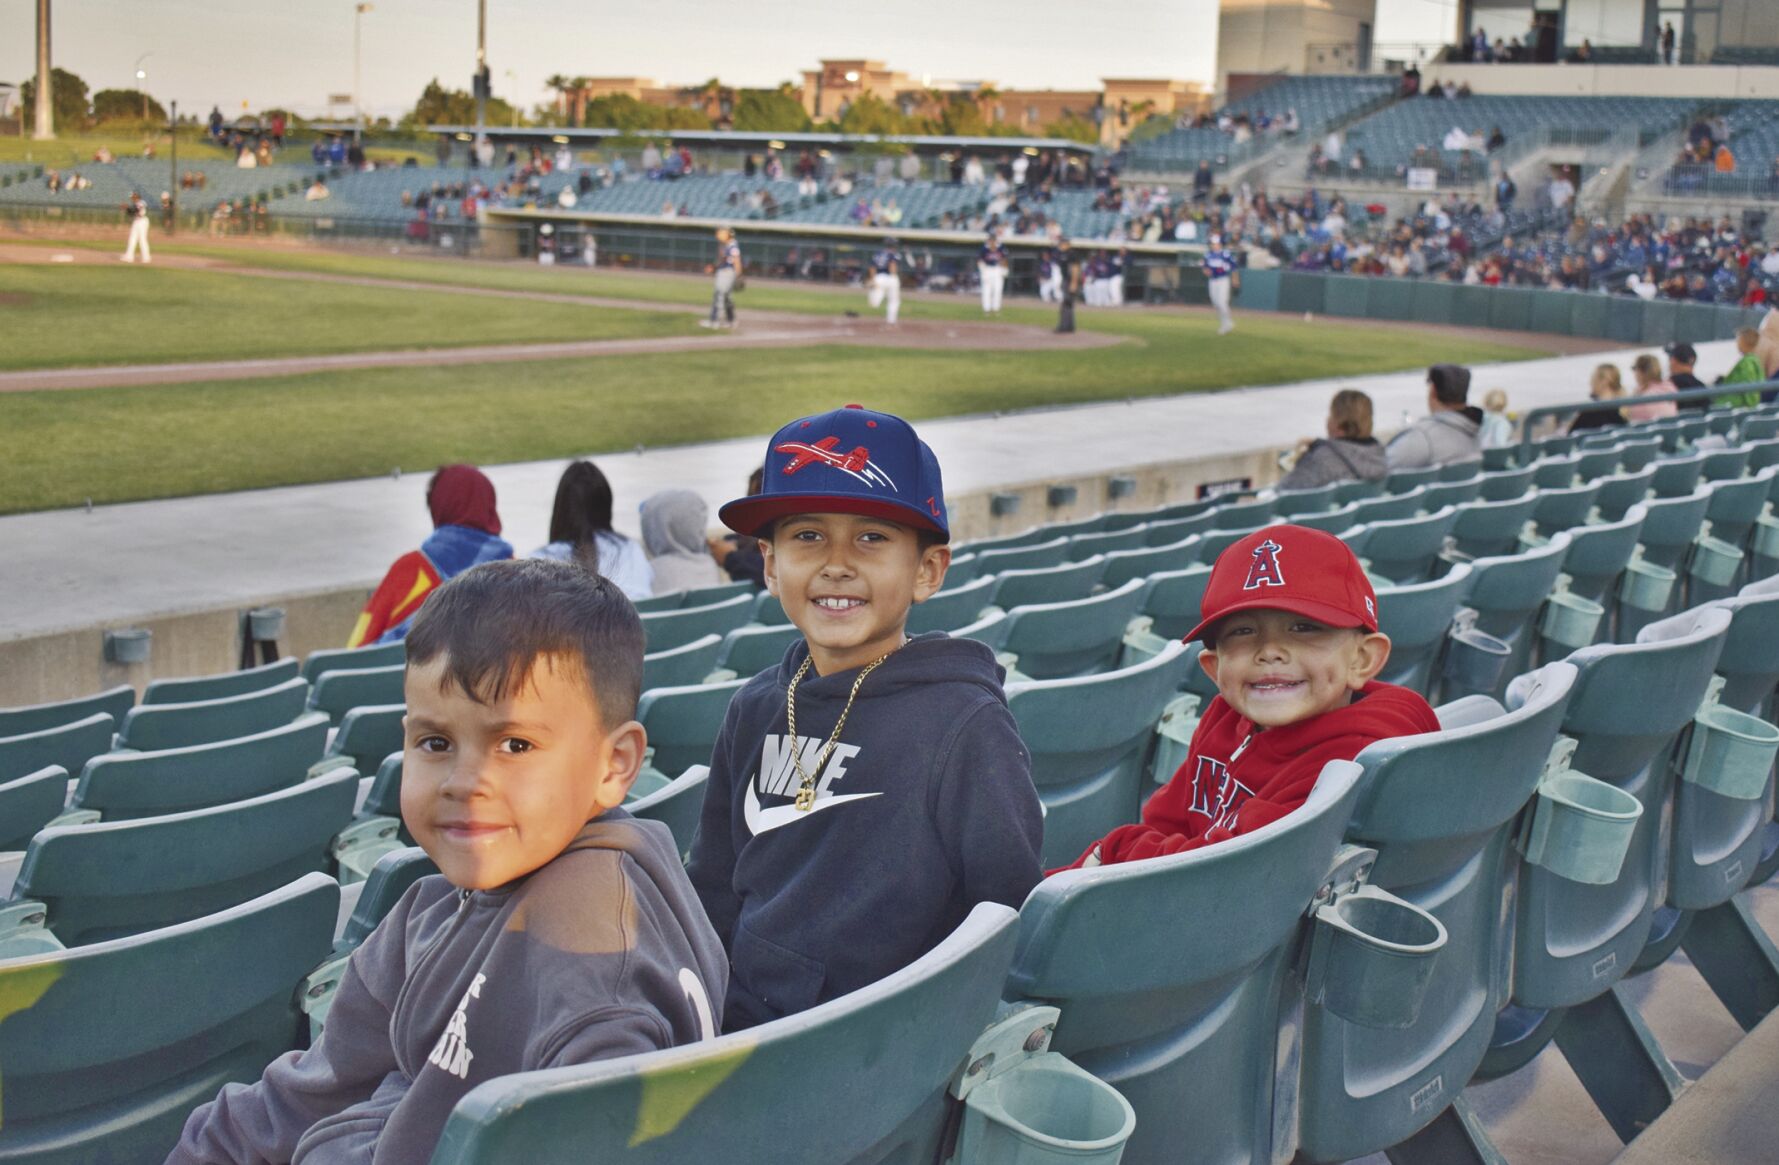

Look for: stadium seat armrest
[703,668,739,684]
[308,756,359,781]
[1151,693,1203,784]
[332,816,403,884]
[300,951,353,1039]
[0,898,63,956]
[44,807,101,828]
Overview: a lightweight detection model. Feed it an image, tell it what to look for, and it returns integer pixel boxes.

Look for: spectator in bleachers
[1478,388,1515,448]
[1716,327,1768,407]
[1386,363,1482,470]
[1757,310,1779,383]
[172,558,727,1165]
[1278,388,1386,491]
[640,489,722,596]
[1626,353,1680,421]
[533,460,653,600]
[1569,364,1628,433]
[305,176,329,201]
[1662,21,1677,64]
[708,466,766,587]
[1666,342,1709,411]
[1058,526,1438,869]
[348,465,514,647]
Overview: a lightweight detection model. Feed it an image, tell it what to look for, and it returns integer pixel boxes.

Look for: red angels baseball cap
[1184,524,1380,645]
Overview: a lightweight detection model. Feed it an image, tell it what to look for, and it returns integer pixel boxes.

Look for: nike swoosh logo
[744,780,882,835]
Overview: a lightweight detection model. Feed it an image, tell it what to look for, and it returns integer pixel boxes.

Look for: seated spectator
[348,465,514,646]
[305,177,329,201]
[1386,363,1483,469]
[1716,327,1767,407]
[1667,342,1708,411]
[1277,388,1387,491]
[1716,144,1736,174]
[1056,525,1437,868]
[532,460,653,600]
[708,466,766,587]
[1478,388,1514,448]
[640,489,723,596]
[1625,353,1680,422]
[1570,364,1628,433]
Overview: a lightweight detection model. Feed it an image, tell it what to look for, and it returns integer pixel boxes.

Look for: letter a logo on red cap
[1242,538,1286,591]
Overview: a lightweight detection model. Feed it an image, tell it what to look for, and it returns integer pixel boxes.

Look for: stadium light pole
[353,3,373,144]
[474,0,487,154]
[168,99,177,236]
[33,0,53,140]
[134,53,151,121]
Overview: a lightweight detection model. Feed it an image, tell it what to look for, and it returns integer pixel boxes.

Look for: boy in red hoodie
[1063,524,1438,869]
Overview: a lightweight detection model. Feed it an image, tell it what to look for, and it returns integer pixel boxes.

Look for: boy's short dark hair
[405,558,645,728]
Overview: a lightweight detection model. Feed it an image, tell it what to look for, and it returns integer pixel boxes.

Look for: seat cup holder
[1441,627,1511,694]
[1307,885,1448,1030]
[1752,513,1779,562]
[1521,772,1643,885]
[1540,591,1604,650]
[1683,704,1779,801]
[954,1007,1136,1165]
[1689,534,1744,586]
[1617,557,1676,613]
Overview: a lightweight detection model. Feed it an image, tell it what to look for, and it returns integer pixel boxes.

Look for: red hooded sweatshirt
[1057,680,1438,870]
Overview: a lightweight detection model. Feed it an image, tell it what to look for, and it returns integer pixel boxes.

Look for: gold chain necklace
[785,642,903,811]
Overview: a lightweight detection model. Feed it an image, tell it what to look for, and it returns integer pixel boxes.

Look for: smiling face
[401,653,645,890]
[762,512,949,675]
[1199,609,1390,729]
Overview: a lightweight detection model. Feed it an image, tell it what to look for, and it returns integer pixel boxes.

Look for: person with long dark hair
[532,460,653,599]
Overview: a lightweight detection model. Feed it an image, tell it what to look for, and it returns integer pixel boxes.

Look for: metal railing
[1517,382,1779,459]
[1663,165,1779,201]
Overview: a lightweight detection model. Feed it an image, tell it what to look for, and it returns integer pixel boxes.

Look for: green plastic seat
[1416,476,1483,513]
[1439,458,1485,482]
[640,593,755,654]
[628,765,709,859]
[1195,523,1271,567]
[636,679,749,780]
[1453,535,1574,699]
[1529,480,1604,536]
[975,536,1071,574]
[1297,664,1576,1162]
[1007,640,1195,867]
[996,579,1149,681]
[1386,464,1442,494]
[429,903,1019,1165]
[630,590,687,614]
[715,623,802,677]
[1749,438,1779,473]
[1478,464,1537,502]
[1043,513,1113,541]
[1006,759,1367,1165]
[1345,506,1460,585]
[1741,418,1779,443]
[1450,493,1542,559]
[339,846,437,950]
[905,574,998,635]
[1142,511,1218,546]
[643,633,724,692]
[1559,505,1648,635]
[1098,537,1199,590]
[301,640,404,684]
[945,553,984,588]
[1534,433,1578,457]
[679,580,757,607]
[1616,438,1663,473]
[324,702,407,775]
[1572,447,1621,484]
[956,528,1051,557]
[987,555,1108,610]
[308,663,406,724]
[0,766,72,851]
[0,874,338,1165]
[1134,564,1214,642]
[749,590,792,625]
[1100,510,1153,532]
[1286,503,1362,536]
[1593,465,1658,522]
[1067,525,1149,560]
[1650,451,1707,498]
[1530,454,1580,490]
[1272,481,1342,517]
[1374,565,1473,695]
[114,678,309,753]
[1481,446,1515,471]
[1349,488,1425,525]
[1334,477,1386,504]
[73,711,330,820]
[1699,446,1752,482]
[1623,487,1713,635]
[0,713,114,785]
[0,685,133,739]
[141,657,300,706]
[1209,496,1275,530]
[11,769,358,947]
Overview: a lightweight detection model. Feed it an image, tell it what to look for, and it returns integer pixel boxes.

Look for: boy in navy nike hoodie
[1060,525,1438,869]
[169,560,726,1165]
[689,405,1043,1031]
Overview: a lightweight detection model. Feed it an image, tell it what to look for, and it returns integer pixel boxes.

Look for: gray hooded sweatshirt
[1385,407,1484,471]
[640,489,723,597]
[167,811,726,1165]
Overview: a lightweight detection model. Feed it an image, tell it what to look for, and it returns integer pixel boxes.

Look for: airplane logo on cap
[776,436,898,491]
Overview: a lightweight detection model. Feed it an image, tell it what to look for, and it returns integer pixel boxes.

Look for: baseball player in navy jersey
[977,230,1007,314]
[1204,234,1239,335]
[867,236,901,325]
[1037,244,1063,303]
[1109,248,1128,307]
[704,227,742,329]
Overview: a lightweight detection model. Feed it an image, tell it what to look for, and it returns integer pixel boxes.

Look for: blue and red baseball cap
[719,405,949,541]
[1184,524,1379,644]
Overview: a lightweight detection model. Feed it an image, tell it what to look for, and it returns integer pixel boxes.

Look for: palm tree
[544,73,574,123]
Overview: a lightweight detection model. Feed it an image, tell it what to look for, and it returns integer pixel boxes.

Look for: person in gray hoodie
[1277,388,1388,491]
[1385,363,1483,471]
[168,559,727,1165]
[641,488,724,596]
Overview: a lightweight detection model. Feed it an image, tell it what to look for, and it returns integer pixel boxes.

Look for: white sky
[0,0,1462,120]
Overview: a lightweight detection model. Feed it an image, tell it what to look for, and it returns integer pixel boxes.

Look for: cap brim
[719,494,948,541]
[1183,596,1378,646]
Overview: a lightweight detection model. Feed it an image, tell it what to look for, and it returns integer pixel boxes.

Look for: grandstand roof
[422,126,1099,155]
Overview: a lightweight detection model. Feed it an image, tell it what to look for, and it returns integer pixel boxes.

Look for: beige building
[1216,0,1379,90]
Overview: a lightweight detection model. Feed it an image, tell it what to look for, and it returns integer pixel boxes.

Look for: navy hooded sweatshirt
[687,632,1043,1031]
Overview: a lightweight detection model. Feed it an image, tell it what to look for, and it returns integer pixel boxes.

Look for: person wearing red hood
[347,465,514,647]
[1058,525,1438,870]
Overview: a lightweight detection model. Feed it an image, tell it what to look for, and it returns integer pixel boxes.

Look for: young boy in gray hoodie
[168,558,727,1165]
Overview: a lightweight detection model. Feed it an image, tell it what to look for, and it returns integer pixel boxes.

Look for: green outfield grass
[0,264,698,369]
[0,278,1545,513]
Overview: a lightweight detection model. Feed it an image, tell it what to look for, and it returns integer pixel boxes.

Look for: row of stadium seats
[4,411,1779,1160]
[1664,98,1779,200]
[1124,75,1398,172]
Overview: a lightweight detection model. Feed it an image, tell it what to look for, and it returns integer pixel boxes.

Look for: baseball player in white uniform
[867,237,901,325]
[977,231,1007,314]
[1204,234,1238,335]
[121,192,152,264]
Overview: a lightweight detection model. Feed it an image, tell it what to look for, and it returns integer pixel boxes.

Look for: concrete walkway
[0,336,1740,641]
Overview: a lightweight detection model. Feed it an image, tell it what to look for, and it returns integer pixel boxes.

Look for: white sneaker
[699,320,718,329]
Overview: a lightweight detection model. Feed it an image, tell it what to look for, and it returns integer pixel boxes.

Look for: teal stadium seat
[1142,511,1218,546]
[1006,640,1196,867]
[323,702,407,775]
[1558,505,1648,638]
[1067,525,1150,560]
[987,555,1107,609]
[0,684,133,738]
[1453,534,1573,697]
[974,536,1071,574]
[990,579,1149,682]
[1699,445,1751,482]
[141,657,300,706]
[630,591,686,614]
[1098,537,1200,590]
[640,593,755,653]
[1615,437,1662,474]
[0,874,338,1165]
[0,712,114,784]
[1572,446,1622,484]
[1273,481,1342,517]
[642,633,724,692]
[1529,480,1603,536]
[749,591,792,625]
[1530,455,1580,489]
[1209,496,1275,530]
[941,552,981,587]
[301,639,404,684]
[1477,464,1537,502]
[636,679,749,780]
[1134,564,1214,641]
[0,766,72,851]
[1650,451,1707,497]
[428,902,1020,1165]
[627,765,709,859]
[904,574,999,635]
[714,623,802,677]
[1374,565,1473,694]
[1349,488,1426,524]
[1386,465,1442,494]
[1345,506,1460,585]
[1004,760,1368,1164]
[1416,475,1484,512]
[1622,487,1712,633]
[1285,503,1362,535]
[114,678,309,752]
[1450,493,1542,559]
[678,580,757,607]
[1438,458,1485,482]
[1593,465,1658,522]
[6,769,357,947]
[308,662,406,723]
[72,711,330,820]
